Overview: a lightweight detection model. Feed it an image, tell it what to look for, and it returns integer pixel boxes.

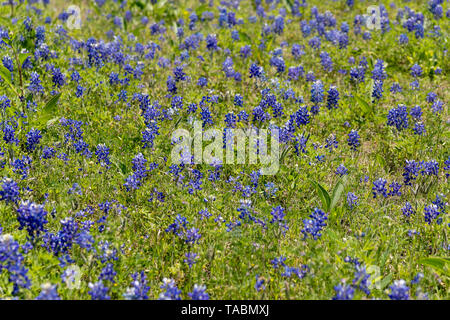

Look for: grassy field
[0,0,448,300]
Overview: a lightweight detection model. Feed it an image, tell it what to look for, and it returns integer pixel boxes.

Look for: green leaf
[0,65,19,96]
[310,180,331,212]
[419,257,450,275]
[131,0,145,10]
[378,274,393,290]
[195,4,209,16]
[355,95,372,115]
[19,53,30,67]
[330,175,347,211]
[37,93,61,125]
[238,31,252,44]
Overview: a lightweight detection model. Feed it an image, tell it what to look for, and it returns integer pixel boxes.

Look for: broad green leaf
[37,93,61,125]
[378,274,393,290]
[238,31,252,44]
[330,175,347,211]
[355,95,372,115]
[19,53,30,67]
[419,257,450,275]
[0,65,19,96]
[310,180,331,212]
[131,0,145,9]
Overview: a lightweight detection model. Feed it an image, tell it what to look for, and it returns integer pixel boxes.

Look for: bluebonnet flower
[426,92,437,103]
[240,45,252,58]
[309,36,321,50]
[197,77,207,87]
[372,178,388,198]
[95,144,110,168]
[281,265,309,279]
[294,134,308,155]
[0,234,31,295]
[432,194,447,215]
[399,33,408,44]
[0,178,20,203]
[431,100,443,114]
[413,122,426,135]
[255,275,265,292]
[301,208,328,240]
[123,271,150,300]
[249,63,264,78]
[310,80,324,114]
[206,34,218,51]
[36,283,60,300]
[0,95,11,109]
[185,227,201,245]
[159,278,181,300]
[372,80,384,101]
[333,283,354,300]
[352,264,371,295]
[326,86,339,110]
[70,70,81,83]
[12,156,32,179]
[272,15,284,34]
[270,206,285,224]
[51,67,65,87]
[410,64,422,78]
[421,160,439,176]
[97,240,119,264]
[403,160,421,185]
[28,72,44,94]
[142,122,159,149]
[424,204,440,225]
[184,252,198,268]
[291,44,304,59]
[305,71,316,82]
[200,106,213,127]
[88,281,110,300]
[26,128,42,151]
[347,192,358,210]
[17,201,48,241]
[43,217,78,256]
[410,105,422,120]
[325,134,338,152]
[3,123,19,145]
[2,56,13,73]
[445,156,450,178]
[389,82,402,94]
[310,80,324,105]
[388,280,410,300]
[271,256,287,269]
[188,284,209,300]
[347,130,360,151]
[320,51,333,72]
[75,85,85,98]
[269,55,285,73]
[411,272,424,285]
[75,230,94,251]
[265,182,278,197]
[99,263,116,282]
[198,208,212,220]
[286,65,303,81]
[410,80,419,90]
[372,59,387,81]
[41,146,56,159]
[166,215,189,238]
[388,182,402,196]
[173,65,187,82]
[401,202,415,218]
[335,164,348,176]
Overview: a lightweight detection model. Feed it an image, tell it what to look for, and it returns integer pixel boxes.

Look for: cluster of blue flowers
[301,208,328,240]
